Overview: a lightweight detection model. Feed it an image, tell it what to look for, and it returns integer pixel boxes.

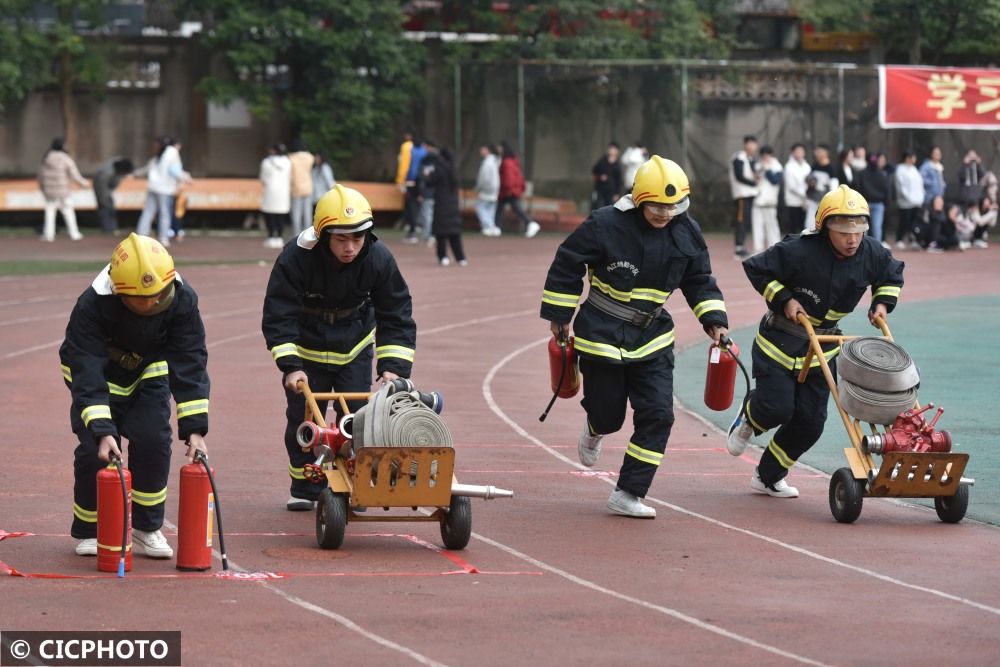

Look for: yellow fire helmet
[816,184,870,233]
[109,233,176,296]
[313,184,375,235]
[632,155,691,215]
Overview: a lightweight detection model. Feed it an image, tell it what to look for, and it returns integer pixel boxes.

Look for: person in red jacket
[494,141,540,238]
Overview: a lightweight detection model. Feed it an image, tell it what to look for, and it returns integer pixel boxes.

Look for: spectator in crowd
[169,141,189,243]
[92,156,134,235]
[136,136,190,247]
[591,142,623,210]
[416,138,440,245]
[850,145,868,172]
[805,144,836,226]
[619,141,648,192]
[288,140,314,236]
[38,138,90,242]
[836,148,855,188]
[783,143,811,234]
[395,131,414,232]
[426,148,467,267]
[968,194,998,248]
[920,146,945,207]
[952,203,975,250]
[894,151,924,249]
[983,170,998,203]
[311,152,335,211]
[259,143,292,248]
[729,134,759,257]
[752,145,783,253]
[495,141,540,238]
[924,195,959,253]
[958,149,985,208]
[474,143,501,236]
[402,135,427,243]
[855,152,891,248]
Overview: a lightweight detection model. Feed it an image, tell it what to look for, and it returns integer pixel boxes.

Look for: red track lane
[2,232,999,666]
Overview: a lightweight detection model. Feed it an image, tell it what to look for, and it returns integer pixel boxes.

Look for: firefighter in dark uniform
[727,185,905,497]
[541,156,729,518]
[61,233,210,558]
[263,184,416,511]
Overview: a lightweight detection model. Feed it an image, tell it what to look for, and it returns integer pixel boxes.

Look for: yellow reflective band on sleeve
[375,345,415,362]
[107,361,169,397]
[824,309,850,321]
[873,285,901,299]
[81,404,112,426]
[630,287,670,304]
[61,364,72,382]
[73,503,97,523]
[288,463,306,480]
[626,442,664,466]
[767,438,796,469]
[295,330,376,366]
[764,280,785,303]
[807,314,822,326]
[754,333,840,372]
[271,342,300,361]
[131,487,168,507]
[693,299,727,318]
[541,289,581,309]
[574,330,676,362]
[176,399,209,419]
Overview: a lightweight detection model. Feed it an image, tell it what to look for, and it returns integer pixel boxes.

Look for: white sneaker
[158,237,171,248]
[751,469,799,498]
[577,423,604,467]
[75,538,97,556]
[895,240,906,250]
[607,489,656,518]
[133,529,174,558]
[439,257,451,267]
[489,227,502,237]
[69,233,84,241]
[727,410,754,456]
[525,221,541,238]
[286,496,316,511]
[40,236,55,242]
[973,240,989,249]
[458,259,468,267]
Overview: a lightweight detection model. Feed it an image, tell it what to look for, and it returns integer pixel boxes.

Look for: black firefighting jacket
[743,231,905,372]
[59,269,210,442]
[540,198,728,364]
[262,231,416,378]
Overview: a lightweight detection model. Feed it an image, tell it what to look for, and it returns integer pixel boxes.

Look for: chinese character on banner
[926,73,967,119]
[975,76,1000,119]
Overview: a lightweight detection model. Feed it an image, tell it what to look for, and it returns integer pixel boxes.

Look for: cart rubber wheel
[829,467,865,524]
[316,488,348,550]
[934,484,969,523]
[440,495,472,550]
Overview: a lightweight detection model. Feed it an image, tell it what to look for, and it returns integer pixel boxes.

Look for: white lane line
[2,339,61,360]
[482,339,1000,617]
[420,309,535,336]
[0,312,66,328]
[161,520,449,667]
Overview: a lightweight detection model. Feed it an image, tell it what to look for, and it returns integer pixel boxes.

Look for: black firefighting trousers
[579,352,674,498]
[745,345,834,486]
[283,348,373,501]
[71,377,173,539]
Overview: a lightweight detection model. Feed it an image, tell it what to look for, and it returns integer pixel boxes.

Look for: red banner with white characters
[879,65,1000,129]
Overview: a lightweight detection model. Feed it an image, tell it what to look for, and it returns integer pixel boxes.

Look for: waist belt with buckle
[302,304,362,325]
[108,346,144,371]
[586,290,658,329]
[763,311,841,339]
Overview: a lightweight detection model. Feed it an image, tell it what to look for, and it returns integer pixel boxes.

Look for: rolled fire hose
[838,380,919,426]
[839,337,919,392]
[353,383,453,449]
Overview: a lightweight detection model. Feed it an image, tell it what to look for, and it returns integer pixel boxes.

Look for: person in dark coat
[425,148,467,266]
[92,157,135,234]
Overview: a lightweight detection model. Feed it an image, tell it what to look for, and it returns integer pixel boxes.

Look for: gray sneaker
[577,423,604,467]
[75,538,97,556]
[133,529,174,559]
[727,410,754,456]
[751,469,799,498]
[286,496,316,512]
[607,489,656,518]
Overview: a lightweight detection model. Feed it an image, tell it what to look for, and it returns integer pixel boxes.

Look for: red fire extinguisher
[177,450,228,572]
[539,333,581,422]
[97,458,131,575]
[704,338,740,411]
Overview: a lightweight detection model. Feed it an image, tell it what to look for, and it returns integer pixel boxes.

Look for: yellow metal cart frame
[298,383,510,550]
[796,314,972,524]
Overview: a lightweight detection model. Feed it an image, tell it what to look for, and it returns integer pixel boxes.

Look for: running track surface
[2,231,999,666]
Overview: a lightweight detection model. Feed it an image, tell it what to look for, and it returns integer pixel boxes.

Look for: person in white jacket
[782,143,811,235]
[474,144,501,236]
[260,143,293,248]
[729,135,759,257]
[893,151,925,249]
[752,146,783,252]
[619,142,648,192]
[135,137,189,247]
